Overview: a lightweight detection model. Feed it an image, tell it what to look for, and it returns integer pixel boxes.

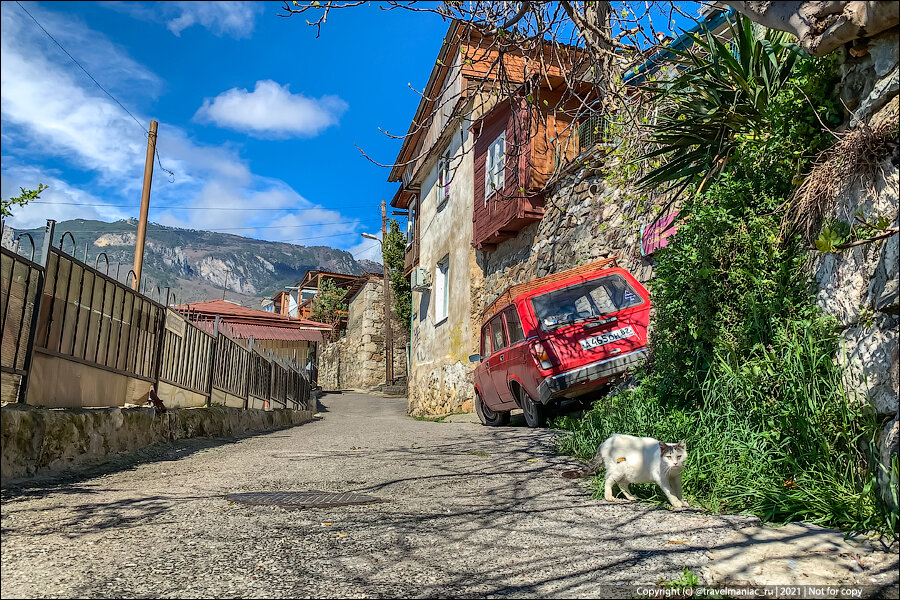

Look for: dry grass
[782,106,899,244]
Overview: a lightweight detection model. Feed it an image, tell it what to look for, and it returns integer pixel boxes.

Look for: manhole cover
[225,490,381,509]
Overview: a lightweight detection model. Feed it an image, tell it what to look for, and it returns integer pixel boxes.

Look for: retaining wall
[0,403,315,482]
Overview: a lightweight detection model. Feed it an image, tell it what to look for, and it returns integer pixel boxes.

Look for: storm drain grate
[225,490,382,509]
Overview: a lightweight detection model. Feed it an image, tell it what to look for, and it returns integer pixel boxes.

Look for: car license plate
[579,326,636,350]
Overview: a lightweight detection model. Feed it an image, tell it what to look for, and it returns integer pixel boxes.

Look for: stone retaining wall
[0,403,315,482]
[806,34,899,510]
[474,155,664,320]
[319,277,408,391]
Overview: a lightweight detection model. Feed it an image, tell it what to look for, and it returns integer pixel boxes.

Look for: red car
[470,264,651,428]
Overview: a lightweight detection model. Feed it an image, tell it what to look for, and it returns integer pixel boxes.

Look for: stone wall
[474,153,663,319]
[0,403,315,482]
[318,278,408,392]
[810,33,899,510]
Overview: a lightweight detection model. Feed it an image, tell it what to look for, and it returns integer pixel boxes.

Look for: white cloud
[0,3,368,257]
[1,163,130,230]
[195,80,348,138]
[103,1,262,39]
[166,2,261,38]
[1,3,160,181]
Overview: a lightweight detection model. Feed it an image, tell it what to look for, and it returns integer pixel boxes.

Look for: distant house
[318,274,408,391]
[267,289,299,318]
[180,299,331,379]
[294,270,370,329]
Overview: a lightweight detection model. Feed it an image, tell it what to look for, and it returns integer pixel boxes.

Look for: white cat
[562,434,689,509]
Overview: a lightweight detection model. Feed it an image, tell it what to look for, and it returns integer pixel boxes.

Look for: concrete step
[379,384,408,397]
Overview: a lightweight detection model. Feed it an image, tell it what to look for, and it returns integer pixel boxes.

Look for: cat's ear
[658,441,668,453]
[677,439,686,449]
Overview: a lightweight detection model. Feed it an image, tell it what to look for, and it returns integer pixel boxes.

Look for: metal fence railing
[158,309,215,399]
[36,243,164,382]
[0,219,312,411]
[1,241,44,404]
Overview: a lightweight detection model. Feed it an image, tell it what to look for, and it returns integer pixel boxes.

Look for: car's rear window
[531,274,642,330]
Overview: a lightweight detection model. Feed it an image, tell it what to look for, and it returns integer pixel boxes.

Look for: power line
[30,219,380,234]
[28,201,381,212]
[14,0,174,179]
[352,243,381,259]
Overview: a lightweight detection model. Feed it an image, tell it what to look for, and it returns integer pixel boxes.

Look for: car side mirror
[468,354,482,363]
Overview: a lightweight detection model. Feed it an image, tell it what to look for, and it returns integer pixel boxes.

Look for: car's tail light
[530,340,556,370]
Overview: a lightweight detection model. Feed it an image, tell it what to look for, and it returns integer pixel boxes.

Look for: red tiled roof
[222,323,324,343]
[178,299,331,329]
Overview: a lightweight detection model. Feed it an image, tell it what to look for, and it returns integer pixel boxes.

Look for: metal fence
[1,242,44,403]
[158,309,215,398]
[1,219,311,411]
[35,241,164,382]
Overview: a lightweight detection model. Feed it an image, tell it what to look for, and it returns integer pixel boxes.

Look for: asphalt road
[2,392,897,598]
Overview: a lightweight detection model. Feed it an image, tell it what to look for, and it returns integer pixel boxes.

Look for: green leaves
[635,14,800,192]
[1,183,47,218]
[815,221,850,252]
[309,278,348,332]
[383,219,411,329]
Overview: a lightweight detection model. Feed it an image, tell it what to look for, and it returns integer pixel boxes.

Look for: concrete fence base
[0,403,315,482]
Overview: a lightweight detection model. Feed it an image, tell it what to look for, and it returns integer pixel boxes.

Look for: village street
[2,392,897,599]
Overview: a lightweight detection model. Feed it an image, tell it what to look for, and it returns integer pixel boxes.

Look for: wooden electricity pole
[132,120,157,290]
[381,198,394,385]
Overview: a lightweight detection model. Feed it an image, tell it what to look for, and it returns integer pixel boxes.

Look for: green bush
[554,32,896,535]
[556,316,885,532]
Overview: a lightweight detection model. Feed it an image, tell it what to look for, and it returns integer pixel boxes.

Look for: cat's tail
[561,452,604,479]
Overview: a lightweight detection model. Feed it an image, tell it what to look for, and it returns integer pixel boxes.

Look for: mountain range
[1,219,381,307]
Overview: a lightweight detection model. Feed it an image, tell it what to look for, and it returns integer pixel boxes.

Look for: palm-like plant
[636,13,800,192]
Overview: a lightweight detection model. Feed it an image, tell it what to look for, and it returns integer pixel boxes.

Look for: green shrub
[554,34,896,535]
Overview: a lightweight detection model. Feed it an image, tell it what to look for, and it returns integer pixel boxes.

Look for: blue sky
[1,1,701,262]
[1,1,452,261]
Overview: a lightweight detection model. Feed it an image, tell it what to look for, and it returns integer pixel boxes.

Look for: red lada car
[470,264,650,428]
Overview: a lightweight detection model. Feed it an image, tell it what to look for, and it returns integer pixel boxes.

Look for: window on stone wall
[407,195,417,248]
[435,256,449,324]
[438,151,451,210]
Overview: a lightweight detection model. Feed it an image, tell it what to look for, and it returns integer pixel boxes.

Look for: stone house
[318,275,408,391]
[388,22,587,416]
[388,19,674,416]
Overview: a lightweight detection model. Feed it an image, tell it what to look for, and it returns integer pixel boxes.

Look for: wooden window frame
[484,131,506,202]
[434,256,450,325]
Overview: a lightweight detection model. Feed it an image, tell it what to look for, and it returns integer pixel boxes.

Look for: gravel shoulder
[2,392,897,598]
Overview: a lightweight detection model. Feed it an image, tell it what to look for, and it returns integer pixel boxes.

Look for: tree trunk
[722,1,900,57]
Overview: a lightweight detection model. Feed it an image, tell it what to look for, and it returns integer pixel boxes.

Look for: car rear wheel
[520,388,548,428]
[475,392,510,427]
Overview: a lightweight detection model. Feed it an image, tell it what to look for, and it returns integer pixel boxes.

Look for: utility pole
[381,198,394,385]
[222,268,231,300]
[132,120,157,291]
